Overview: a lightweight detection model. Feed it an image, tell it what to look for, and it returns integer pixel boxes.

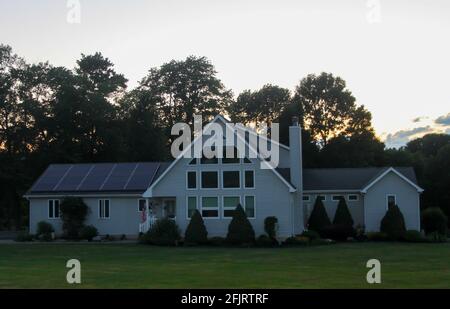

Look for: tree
[184,209,208,244]
[380,204,406,240]
[59,197,89,239]
[264,216,278,239]
[307,197,331,233]
[421,207,448,235]
[333,197,354,227]
[226,204,255,245]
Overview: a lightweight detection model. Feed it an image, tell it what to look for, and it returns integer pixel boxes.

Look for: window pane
[48,200,54,218]
[223,209,235,217]
[224,197,240,208]
[245,196,255,218]
[348,195,358,201]
[244,157,251,163]
[99,200,103,218]
[201,172,218,188]
[54,201,60,218]
[388,195,396,207]
[202,209,218,217]
[189,158,197,165]
[318,195,326,201]
[332,195,343,201]
[138,199,146,212]
[187,171,197,189]
[202,197,218,208]
[188,197,197,218]
[223,171,240,188]
[222,147,240,164]
[244,171,254,188]
[302,195,310,201]
[105,201,110,218]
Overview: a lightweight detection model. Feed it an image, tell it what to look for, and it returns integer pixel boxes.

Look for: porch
[139,197,176,233]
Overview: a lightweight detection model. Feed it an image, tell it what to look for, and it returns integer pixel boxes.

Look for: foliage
[380,205,406,240]
[425,231,447,243]
[300,230,320,240]
[320,224,355,241]
[140,218,181,246]
[226,204,255,245]
[354,224,367,241]
[184,209,208,245]
[402,230,426,243]
[255,234,279,247]
[421,207,448,236]
[208,236,226,247]
[307,197,331,234]
[264,216,278,239]
[15,231,33,242]
[59,197,90,239]
[366,232,389,242]
[282,236,310,246]
[79,225,98,241]
[36,221,54,236]
[333,197,354,227]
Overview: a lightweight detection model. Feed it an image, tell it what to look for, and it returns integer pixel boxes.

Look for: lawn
[0,242,449,288]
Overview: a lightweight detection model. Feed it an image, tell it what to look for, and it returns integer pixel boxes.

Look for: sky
[1,0,449,148]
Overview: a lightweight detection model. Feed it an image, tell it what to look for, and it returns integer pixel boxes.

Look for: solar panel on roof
[77,163,115,191]
[124,162,159,190]
[54,164,92,191]
[101,163,137,191]
[31,165,72,192]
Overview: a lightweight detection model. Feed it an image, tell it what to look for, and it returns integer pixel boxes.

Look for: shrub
[79,225,98,241]
[120,234,126,241]
[402,230,426,243]
[283,236,309,246]
[421,207,448,236]
[367,232,388,242]
[60,197,90,239]
[307,197,331,234]
[320,224,355,241]
[15,231,33,242]
[141,218,181,246]
[36,221,54,236]
[208,236,226,246]
[354,224,367,241]
[333,197,354,227]
[255,235,279,247]
[226,204,255,245]
[426,231,447,243]
[300,230,320,241]
[264,216,278,239]
[184,209,208,245]
[380,204,406,240]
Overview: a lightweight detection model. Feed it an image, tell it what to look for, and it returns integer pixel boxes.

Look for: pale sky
[1,0,449,147]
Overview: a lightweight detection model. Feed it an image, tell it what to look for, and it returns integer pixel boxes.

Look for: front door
[163,199,176,219]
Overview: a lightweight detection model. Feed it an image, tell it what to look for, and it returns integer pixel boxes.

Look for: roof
[276,167,420,192]
[25,162,171,196]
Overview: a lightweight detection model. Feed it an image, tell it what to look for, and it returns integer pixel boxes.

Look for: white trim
[303,189,360,193]
[186,170,197,190]
[347,194,359,202]
[200,171,219,190]
[98,199,111,219]
[143,115,296,197]
[137,198,146,212]
[386,194,397,210]
[47,199,61,219]
[361,167,424,193]
[200,196,220,219]
[243,169,255,189]
[221,170,241,189]
[244,195,256,219]
[222,195,241,218]
[186,196,198,220]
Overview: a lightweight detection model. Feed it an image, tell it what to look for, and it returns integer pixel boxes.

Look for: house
[24,115,424,238]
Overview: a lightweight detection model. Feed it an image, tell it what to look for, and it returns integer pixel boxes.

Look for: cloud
[384,126,434,148]
[435,113,450,126]
[412,116,428,123]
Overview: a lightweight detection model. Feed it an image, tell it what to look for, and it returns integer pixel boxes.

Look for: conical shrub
[184,209,208,244]
[226,204,255,245]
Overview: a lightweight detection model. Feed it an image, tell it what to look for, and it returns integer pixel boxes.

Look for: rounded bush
[264,216,278,239]
[421,207,448,236]
[36,221,54,236]
[402,230,425,243]
[79,225,98,241]
[208,236,226,247]
[141,218,181,246]
[255,234,279,247]
[300,230,320,241]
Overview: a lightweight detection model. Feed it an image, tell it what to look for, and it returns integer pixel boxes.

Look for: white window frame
[332,195,343,202]
[222,170,241,189]
[243,170,255,189]
[317,195,327,202]
[302,195,310,202]
[186,170,197,190]
[48,199,61,219]
[200,196,220,219]
[200,171,219,189]
[244,195,256,219]
[186,196,198,219]
[347,194,359,202]
[137,198,147,212]
[98,199,110,219]
[222,195,241,218]
[386,194,396,210]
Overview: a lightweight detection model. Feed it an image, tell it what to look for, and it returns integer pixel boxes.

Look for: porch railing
[139,216,157,233]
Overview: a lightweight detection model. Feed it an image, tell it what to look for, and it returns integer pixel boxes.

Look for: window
[317,195,326,202]
[302,195,310,202]
[332,195,343,202]
[189,158,197,165]
[244,157,252,163]
[387,195,396,209]
[138,199,146,212]
[244,196,255,218]
[99,199,110,219]
[187,196,197,218]
[223,196,240,218]
[222,171,240,188]
[244,170,254,188]
[187,171,197,189]
[201,197,219,218]
[164,200,176,219]
[348,195,359,202]
[201,171,218,188]
[48,200,60,219]
[222,147,240,164]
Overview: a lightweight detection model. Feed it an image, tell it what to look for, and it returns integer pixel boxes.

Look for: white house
[25,115,424,238]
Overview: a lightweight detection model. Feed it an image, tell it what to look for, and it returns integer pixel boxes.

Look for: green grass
[0,242,449,288]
